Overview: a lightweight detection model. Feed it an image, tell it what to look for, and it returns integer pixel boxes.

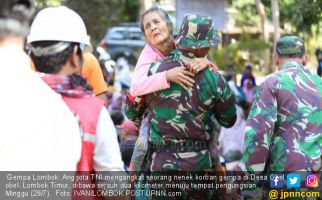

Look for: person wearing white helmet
[28,6,125,200]
[27,5,109,105]
[27,6,91,50]
[0,0,81,171]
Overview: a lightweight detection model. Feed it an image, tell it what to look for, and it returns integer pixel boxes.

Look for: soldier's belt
[150,140,208,153]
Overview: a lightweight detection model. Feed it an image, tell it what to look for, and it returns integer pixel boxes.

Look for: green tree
[231,0,322,36]
[35,0,140,46]
[211,34,269,73]
[35,0,63,7]
[227,0,322,74]
[64,0,140,46]
[64,0,116,46]
[119,0,140,22]
[262,0,322,36]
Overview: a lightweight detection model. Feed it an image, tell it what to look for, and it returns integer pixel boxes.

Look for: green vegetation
[35,0,140,46]
[230,0,322,36]
[222,0,322,74]
[211,34,270,73]
[34,0,321,71]
[262,0,322,36]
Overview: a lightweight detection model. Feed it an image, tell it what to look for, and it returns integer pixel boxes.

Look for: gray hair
[0,0,34,39]
[0,18,29,39]
[139,6,173,36]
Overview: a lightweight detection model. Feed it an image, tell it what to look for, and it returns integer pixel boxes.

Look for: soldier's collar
[281,61,303,70]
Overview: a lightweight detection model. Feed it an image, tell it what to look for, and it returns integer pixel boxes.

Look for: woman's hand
[165,66,195,90]
[187,57,218,74]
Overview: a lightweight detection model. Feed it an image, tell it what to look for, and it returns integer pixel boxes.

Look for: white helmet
[27,6,91,51]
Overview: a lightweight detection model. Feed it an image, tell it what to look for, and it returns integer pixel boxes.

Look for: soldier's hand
[187,57,218,74]
[165,66,195,90]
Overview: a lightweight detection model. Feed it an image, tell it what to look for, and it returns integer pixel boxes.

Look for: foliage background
[217,0,322,73]
[35,0,140,46]
[35,0,321,73]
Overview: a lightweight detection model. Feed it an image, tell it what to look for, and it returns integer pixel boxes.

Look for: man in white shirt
[0,0,81,171]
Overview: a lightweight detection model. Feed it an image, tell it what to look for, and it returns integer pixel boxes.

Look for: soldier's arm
[125,94,147,128]
[126,59,184,125]
[237,79,277,173]
[212,72,237,128]
[125,60,164,126]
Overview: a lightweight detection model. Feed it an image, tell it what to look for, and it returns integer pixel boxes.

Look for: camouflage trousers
[141,171,221,200]
[130,123,221,172]
[145,146,215,200]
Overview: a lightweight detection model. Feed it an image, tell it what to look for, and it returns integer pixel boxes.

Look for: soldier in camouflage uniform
[237,36,322,174]
[129,14,237,199]
[233,36,322,200]
[147,14,236,171]
[231,36,322,200]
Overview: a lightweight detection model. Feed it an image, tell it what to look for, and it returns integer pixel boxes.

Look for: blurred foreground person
[28,6,124,200]
[0,0,81,170]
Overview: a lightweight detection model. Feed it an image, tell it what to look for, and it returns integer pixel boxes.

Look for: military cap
[175,14,221,49]
[276,36,305,57]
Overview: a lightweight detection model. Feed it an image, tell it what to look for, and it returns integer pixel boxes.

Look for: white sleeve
[93,108,125,171]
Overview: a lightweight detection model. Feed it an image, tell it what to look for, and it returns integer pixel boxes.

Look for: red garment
[117,119,138,134]
[63,96,103,171]
[41,73,104,200]
[64,96,104,200]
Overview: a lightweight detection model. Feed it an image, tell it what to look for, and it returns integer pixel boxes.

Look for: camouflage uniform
[147,49,236,172]
[147,15,236,200]
[233,36,322,200]
[132,14,236,173]
[237,36,322,173]
[126,15,236,200]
